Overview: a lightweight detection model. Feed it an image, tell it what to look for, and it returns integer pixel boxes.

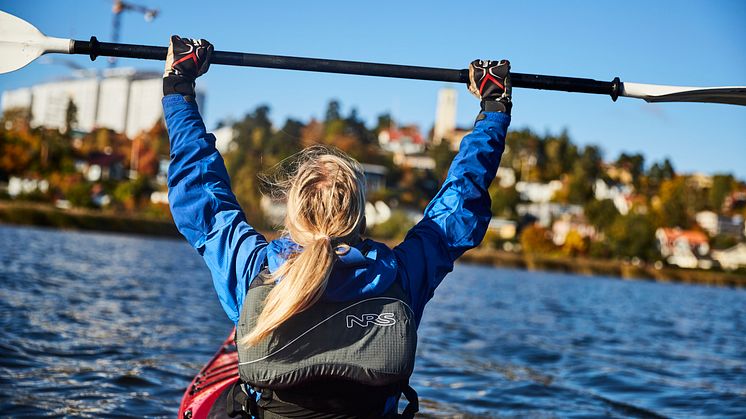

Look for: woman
[163,36,512,418]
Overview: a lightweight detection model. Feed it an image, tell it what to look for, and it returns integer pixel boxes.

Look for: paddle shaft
[71,37,622,100]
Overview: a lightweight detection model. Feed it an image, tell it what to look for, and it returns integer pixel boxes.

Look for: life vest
[234,268,419,418]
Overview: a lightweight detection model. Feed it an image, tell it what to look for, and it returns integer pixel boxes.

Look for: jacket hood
[266,236,398,302]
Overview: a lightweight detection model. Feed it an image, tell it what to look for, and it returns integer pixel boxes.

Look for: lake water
[0,225,744,418]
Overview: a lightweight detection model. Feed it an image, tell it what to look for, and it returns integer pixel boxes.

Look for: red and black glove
[163,36,214,97]
[468,59,512,115]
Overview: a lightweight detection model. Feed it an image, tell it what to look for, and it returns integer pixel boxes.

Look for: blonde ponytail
[241,147,366,347]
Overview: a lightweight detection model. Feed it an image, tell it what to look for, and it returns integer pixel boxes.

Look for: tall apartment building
[432,87,457,145]
[1,68,200,138]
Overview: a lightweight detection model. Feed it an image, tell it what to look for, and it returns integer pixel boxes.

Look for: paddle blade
[621,82,746,106]
[0,10,70,74]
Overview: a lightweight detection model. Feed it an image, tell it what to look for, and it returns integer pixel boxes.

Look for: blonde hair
[241,146,366,346]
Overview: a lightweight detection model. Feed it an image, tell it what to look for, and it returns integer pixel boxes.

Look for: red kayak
[178,330,240,419]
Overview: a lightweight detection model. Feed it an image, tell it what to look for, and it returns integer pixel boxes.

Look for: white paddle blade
[622,82,746,106]
[0,10,71,74]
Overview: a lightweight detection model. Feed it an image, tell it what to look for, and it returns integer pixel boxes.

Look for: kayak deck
[178,329,239,419]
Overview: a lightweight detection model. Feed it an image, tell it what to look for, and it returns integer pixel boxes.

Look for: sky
[1,0,745,177]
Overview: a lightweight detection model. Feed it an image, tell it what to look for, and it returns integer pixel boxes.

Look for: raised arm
[163,36,268,323]
[394,60,512,320]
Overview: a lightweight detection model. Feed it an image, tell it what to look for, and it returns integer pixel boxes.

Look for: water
[0,225,744,418]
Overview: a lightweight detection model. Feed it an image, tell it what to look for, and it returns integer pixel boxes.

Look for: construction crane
[109,0,159,68]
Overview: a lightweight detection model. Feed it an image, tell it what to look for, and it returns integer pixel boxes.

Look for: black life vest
[234,268,419,418]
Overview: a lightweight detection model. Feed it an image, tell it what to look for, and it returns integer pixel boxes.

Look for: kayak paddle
[1,10,745,106]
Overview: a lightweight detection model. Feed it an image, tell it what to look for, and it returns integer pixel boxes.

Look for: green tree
[655,177,690,228]
[64,98,78,134]
[646,158,675,196]
[325,100,341,123]
[709,174,736,211]
[584,199,620,232]
[429,140,456,182]
[490,184,520,218]
[369,211,415,240]
[607,213,657,260]
[541,130,578,181]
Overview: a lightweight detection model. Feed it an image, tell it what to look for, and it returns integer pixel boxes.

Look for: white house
[594,179,633,215]
[515,180,563,204]
[695,211,744,238]
[712,243,746,271]
[656,227,711,269]
[516,202,583,227]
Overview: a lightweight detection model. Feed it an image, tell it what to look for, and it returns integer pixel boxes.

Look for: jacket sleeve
[163,94,268,323]
[393,112,509,321]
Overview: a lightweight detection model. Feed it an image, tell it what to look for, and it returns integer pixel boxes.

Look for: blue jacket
[164,94,509,327]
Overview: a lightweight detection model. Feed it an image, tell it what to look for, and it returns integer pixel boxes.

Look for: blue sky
[1,0,745,177]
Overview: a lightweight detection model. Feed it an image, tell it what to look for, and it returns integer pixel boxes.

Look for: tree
[520,224,556,254]
[646,158,675,196]
[655,177,690,228]
[541,130,578,181]
[64,98,78,134]
[607,213,657,260]
[490,184,520,218]
[428,139,456,182]
[584,199,620,232]
[374,113,392,134]
[324,99,341,122]
[562,230,588,257]
[709,174,736,211]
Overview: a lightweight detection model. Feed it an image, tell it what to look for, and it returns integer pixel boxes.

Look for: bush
[520,224,556,254]
[66,183,93,208]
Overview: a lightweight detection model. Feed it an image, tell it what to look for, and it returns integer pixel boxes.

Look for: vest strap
[227,379,419,418]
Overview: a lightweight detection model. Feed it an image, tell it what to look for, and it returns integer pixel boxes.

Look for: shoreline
[460,248,746,288]
[2,201,744,288]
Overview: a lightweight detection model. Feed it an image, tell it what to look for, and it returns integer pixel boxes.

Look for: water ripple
[1,225,745,417]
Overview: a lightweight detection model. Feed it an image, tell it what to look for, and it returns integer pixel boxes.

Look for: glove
[163,36,214,97]
[468,59,512,115]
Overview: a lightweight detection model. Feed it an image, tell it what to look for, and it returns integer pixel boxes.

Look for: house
[552,217,596,246]
[594,179,633,215]
[516,202,583,227]
[78,151,125,181]
[393,153,435,170]
[365,201,392,227]
[7,177,49,198]
[360,163,388,194]
[496,167,516,188]
[656,228,712,269]
[712,243,746,271]
[515,180,563,203]
[488,217,517,240]
[696,211,744,238]
[378,125,425,155]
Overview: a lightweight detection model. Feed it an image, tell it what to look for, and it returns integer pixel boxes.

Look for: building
[393,154,435,170]
[487,217,517,240]
[212,125,237,154]
[378,125,425,155]
[552,217,596,246]
[1,68,201,139]
[594,179,633,215]
[695,211,745,238]
[496,167,516,188]
[516,202,583,227]
[515,180,563,203]
[712,243,746,271]
[432,88,457,144]
[360,163,388,194]
[656,228,712,269]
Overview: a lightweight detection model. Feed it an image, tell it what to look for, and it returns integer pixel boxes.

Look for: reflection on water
[1,225,745,417]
